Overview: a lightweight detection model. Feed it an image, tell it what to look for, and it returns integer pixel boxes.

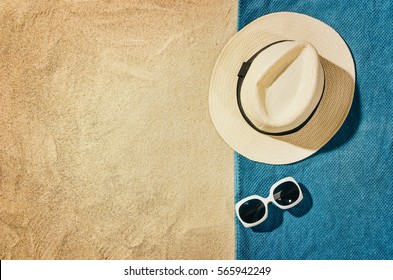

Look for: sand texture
[0,0,236,259]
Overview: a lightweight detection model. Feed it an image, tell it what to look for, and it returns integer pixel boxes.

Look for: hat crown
[240,41,324,133]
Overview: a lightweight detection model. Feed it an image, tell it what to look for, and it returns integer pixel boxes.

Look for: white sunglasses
[236,177,303,228]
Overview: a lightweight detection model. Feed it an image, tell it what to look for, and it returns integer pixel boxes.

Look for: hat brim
[209,12,355,164]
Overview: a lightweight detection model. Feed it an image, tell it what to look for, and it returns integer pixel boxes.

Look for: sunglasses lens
[239,199,266,224]
[273,181,300,206]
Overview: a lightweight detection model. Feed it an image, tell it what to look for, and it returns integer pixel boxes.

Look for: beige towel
[0,0,236,259]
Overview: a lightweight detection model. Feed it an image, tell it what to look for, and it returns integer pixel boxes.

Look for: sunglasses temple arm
[272,188,301,200]
[273,190,282,200]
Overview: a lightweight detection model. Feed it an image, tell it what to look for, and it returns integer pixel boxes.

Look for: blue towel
[236,0,393,259]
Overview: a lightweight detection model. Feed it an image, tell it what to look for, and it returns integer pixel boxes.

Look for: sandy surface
[0,0,236,259]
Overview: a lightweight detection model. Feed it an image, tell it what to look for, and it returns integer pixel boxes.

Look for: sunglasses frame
[235,177,303,228]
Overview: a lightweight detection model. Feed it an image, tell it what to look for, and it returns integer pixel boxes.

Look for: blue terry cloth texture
[236,0,393,259]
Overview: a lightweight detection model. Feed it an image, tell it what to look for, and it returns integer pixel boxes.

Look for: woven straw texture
[209,12,355,164]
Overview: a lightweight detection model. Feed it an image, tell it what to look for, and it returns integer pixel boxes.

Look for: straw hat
[209,12,355,164]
